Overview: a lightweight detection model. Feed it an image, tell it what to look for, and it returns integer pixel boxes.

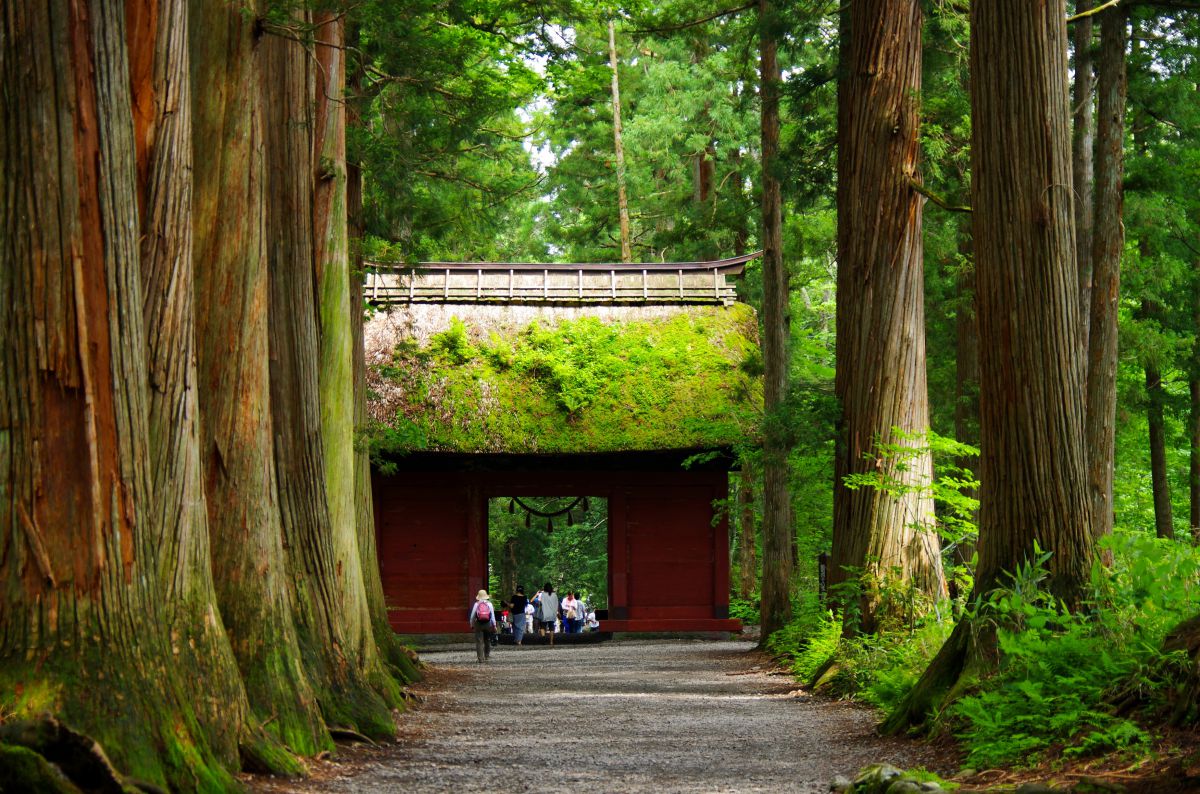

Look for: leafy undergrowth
[770,532,1200,774]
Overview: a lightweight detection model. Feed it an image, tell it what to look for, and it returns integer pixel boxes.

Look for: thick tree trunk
[309,12,406,705]
[1073,0,1096,356]
[833,0,945,634]
[738,465,758,600]
[886,0,1093,732]
[262,21,394,738]
[0,1,234,787]
[190,0,330,760]
[126,0,257,771]
[1084,6,1127,541]
[757,0,793,644]
[608,19,633,263]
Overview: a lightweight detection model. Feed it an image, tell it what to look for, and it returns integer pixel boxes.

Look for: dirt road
[251,638,950,793]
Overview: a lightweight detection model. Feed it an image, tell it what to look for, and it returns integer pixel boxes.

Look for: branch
[907,177,972,213]
[633,2,756,35]
[1068,0,1122,22]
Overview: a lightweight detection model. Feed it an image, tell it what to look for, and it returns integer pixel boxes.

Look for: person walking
[537,583,559,646]
[468,589,496,663]
[508,585,529,645]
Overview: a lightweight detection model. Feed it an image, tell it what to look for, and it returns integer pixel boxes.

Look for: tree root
[0,715,135,794]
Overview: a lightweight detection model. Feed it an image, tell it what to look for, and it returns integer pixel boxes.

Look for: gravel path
[250,638,952,794]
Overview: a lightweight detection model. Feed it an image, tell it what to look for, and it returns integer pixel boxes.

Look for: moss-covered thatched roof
[363,304,763,457]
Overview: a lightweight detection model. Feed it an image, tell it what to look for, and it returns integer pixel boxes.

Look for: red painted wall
[373,467,738,634]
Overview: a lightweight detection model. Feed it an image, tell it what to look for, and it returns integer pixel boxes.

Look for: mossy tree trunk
[757,0,793,645]
[311,12,412,702]
[0,1,235,788]
[126,0,257,770]
[262,17,395,739]
[832,0,946,634]
[886,0,1093,733]
[190,0,330,761]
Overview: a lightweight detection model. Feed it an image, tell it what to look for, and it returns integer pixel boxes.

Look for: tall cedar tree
[1084,5,1127,540]
[758,0,794,643]
[261,14,395,739]
[127,0,286,773]
[0,1,239,788]
[191,0,332,761]
[311,11,418,696]
[832,0,946,634]
[885,0,1094,731]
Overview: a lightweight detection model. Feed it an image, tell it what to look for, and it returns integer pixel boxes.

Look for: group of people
[507,584,597,644]
[468,583,599,662]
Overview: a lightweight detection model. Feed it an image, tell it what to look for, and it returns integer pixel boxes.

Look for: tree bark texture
[1073,0,1096,357]
[190,0,330,759]
[738,465,758,600]
[262,22,394,738]
[0,1,233,787]
[608,19,633,263]
[757,0,793,643]
[126,0,252,770]
[886,0,1094,733]
[310,12,402,705]
[1084,6,1127,541]
[833,0,946,633]
[970,0,1093,600]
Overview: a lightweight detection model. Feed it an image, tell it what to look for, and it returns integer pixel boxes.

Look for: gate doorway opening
[372,452,742,635]
[488,496,609,615]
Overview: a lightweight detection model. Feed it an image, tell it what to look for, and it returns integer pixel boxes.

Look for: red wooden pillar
[712,474,730,619]
[608,489,629,619]
[466,484,487,602]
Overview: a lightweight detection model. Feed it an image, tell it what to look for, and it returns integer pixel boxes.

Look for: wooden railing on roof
[362,252,759,306]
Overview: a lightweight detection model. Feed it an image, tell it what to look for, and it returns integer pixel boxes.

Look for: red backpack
[476,602,491,622]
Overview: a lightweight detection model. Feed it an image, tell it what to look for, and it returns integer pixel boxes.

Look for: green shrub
[945,532,1200,768]
[769,532,1200,770]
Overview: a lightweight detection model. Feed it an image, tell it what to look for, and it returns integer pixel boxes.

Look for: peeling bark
[262,17,394,738]
[1,1,234,787]
[886,0,1092,732]
[833,0,946,633]
[190,0,329,759]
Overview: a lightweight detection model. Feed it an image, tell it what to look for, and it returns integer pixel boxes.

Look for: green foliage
[728,596,760,625]
[365,305,762,456]
[769,533,1200,769]
[487,497,609,606]
[944,535,1200,768]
